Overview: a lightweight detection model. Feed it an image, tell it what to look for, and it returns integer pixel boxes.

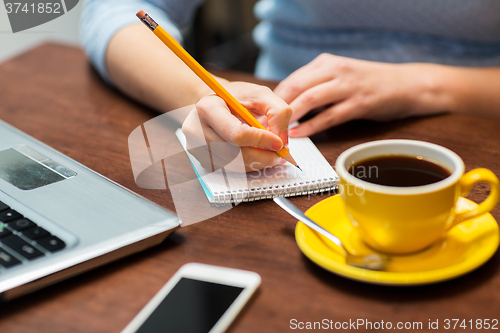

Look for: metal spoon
[273,197,389,270]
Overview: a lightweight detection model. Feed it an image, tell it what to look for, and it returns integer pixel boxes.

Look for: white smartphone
[121,263,261,333]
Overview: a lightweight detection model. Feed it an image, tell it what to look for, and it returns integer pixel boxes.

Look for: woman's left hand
[274,53,448,137]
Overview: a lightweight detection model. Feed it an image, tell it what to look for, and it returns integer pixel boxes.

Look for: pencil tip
[281,151,300,170]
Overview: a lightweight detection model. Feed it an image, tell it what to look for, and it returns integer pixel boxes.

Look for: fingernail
[272,141,283,151]
[280,158,287,164]
[289,128,298,137]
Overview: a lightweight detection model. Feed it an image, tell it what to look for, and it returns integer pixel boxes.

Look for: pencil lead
[297,165,302,171]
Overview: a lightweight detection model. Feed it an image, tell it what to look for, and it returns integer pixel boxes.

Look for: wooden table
[0,43,499,332]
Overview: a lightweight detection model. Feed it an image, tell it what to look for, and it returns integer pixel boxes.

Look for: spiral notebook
[175,129,338,204]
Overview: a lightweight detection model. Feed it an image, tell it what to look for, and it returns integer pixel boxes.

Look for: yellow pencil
[136,10,300,170]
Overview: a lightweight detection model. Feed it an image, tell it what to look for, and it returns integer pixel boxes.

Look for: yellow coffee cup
[335,140,499,254]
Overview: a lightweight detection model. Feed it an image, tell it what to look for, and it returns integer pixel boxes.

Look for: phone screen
[136,278,244,333]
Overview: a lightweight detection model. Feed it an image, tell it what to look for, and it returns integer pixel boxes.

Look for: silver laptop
[0,120,179,301]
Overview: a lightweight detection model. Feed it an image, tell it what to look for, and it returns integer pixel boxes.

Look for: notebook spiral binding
[211,178,338,206]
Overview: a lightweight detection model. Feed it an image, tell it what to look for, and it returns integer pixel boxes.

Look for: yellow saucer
[295,195,499,285]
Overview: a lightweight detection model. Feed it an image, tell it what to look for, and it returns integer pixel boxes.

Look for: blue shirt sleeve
[80,0,184,83]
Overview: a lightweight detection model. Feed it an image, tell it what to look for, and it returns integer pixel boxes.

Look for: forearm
[407,63,500,119]
[448,66,500,118]
[106,23,214,112]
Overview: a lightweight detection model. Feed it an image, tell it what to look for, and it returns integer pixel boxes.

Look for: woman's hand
[275,53,452,137]
[182,81,293,172]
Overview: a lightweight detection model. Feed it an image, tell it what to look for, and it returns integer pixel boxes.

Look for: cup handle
[448,168,499,230]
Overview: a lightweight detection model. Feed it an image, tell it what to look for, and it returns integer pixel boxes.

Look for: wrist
[402,63,463,116]
[192,75,230,101]
[193,83,214,101]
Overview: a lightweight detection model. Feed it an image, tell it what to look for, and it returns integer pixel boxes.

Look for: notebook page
[175,129,338,201]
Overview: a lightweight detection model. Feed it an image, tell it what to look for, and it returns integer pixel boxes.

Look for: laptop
[0,120,179,301]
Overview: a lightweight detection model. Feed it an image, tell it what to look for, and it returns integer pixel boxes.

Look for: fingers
[274,57,334,104]
[275,54,365,127]
[183,106,238,171]
[195,95,284,151]
[227,82,293,145]
[289,103,356,137]
[182,82,295,173]
[223,147,283,173]
[257,115,269,129]
[242,148,283,172]
[266,106,293,146]
[191,118,283,172]
[288,80,349,123]
[186,141,282,173]
[182,94,286,173]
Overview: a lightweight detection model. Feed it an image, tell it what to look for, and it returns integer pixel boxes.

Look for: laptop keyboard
[0,200,66,270]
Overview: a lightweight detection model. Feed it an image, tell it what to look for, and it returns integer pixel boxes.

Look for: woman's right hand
[182,81,293,172]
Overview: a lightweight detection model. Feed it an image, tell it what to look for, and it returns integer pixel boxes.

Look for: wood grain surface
[0,43,499,332]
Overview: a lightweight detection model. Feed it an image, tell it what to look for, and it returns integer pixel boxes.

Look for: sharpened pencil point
[281,151,300,169]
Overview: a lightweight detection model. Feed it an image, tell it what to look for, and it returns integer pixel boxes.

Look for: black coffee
[348,155,451,187]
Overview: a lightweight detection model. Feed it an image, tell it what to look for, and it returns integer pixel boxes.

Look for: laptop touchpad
[0,145,76,190]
